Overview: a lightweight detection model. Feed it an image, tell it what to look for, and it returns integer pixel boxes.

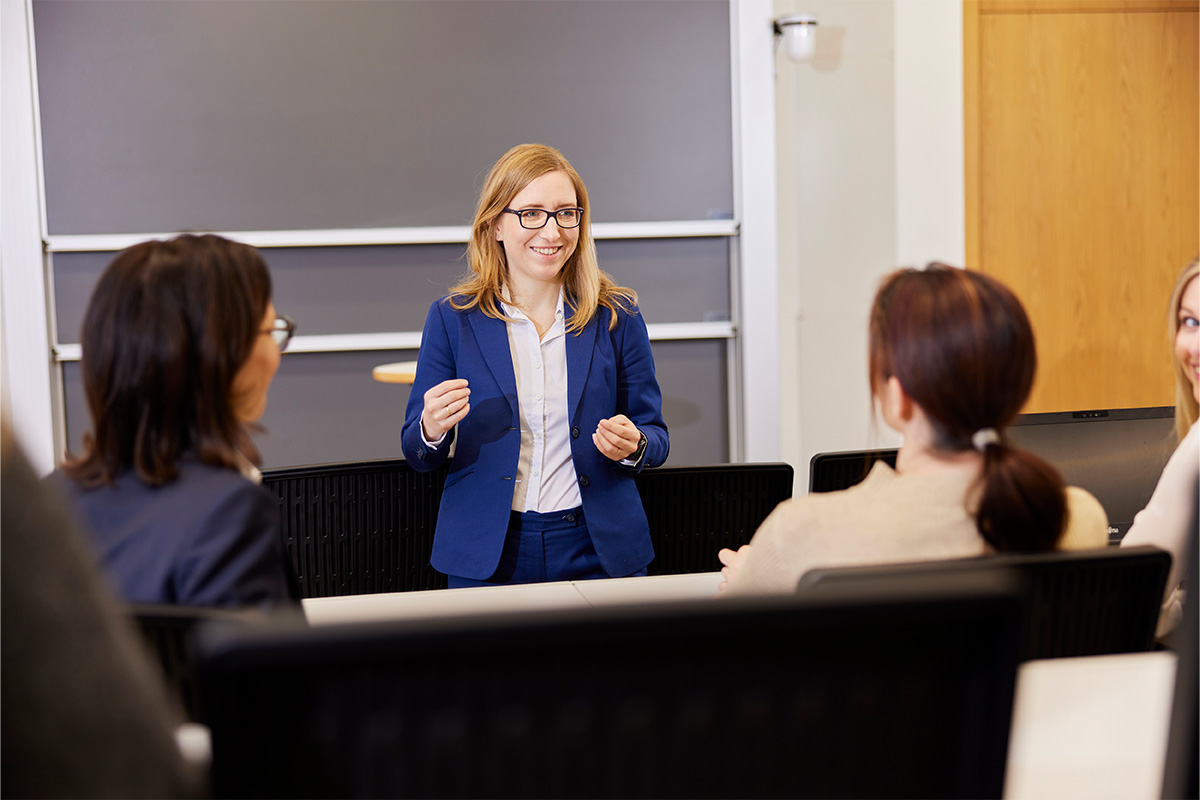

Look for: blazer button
[579,475,590,487]
[571,427,580,438]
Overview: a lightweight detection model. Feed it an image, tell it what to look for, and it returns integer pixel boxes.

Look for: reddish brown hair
[63,234,272,487]
[869,263,1067,552]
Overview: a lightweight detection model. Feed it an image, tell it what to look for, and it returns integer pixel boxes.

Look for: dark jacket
[401,297,669,580]
[55,457,301,609]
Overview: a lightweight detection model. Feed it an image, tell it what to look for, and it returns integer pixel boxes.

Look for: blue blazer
[54,458,301,610]
[401,297,669,580]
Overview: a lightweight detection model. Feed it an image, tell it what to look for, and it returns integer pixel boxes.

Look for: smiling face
[1176,275,1200,404]
[494,170,580,294]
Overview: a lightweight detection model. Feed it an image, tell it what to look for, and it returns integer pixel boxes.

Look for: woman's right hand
[716,544,751,593]
[421,378,470,442]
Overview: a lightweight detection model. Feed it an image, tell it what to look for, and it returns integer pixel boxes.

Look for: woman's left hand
[593,415,642,462]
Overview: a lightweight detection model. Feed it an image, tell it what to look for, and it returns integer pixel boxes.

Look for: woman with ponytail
[718,263,1107,595]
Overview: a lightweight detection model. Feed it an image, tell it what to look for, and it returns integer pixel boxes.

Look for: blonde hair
[1169,256,1200,440]
[449,143,636,332]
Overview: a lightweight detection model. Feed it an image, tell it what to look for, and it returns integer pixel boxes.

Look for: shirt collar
[235,452,263,484]
[499,286,565,325]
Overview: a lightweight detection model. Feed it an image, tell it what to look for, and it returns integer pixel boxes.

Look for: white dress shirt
[501,291,582,513]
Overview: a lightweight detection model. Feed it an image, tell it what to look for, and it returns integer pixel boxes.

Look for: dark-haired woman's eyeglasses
[268,315,296,352]
[502,207,584,229]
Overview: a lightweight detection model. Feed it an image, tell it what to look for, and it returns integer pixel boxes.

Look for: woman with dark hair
[56,234,301,609]
[1122,257,1200,636]
[401,143,668,586]
[719,263,1107,595]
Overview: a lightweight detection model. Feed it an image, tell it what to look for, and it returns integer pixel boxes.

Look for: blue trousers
[446,506,646,588]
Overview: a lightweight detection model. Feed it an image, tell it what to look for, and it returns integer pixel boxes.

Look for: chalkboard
[34,0,733,235]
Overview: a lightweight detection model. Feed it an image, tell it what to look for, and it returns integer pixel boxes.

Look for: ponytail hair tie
[971,427,1001,452]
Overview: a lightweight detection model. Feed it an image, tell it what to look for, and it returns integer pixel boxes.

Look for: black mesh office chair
[262,459,794,597]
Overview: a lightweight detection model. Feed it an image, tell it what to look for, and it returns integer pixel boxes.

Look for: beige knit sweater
[722,462,1109,596]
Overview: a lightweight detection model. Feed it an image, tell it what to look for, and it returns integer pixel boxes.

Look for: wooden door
[965,0,1199,413]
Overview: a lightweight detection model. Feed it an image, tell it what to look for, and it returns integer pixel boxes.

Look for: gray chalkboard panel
[34,0,733,235]
[63,340,727,470]
[51,237,730,343]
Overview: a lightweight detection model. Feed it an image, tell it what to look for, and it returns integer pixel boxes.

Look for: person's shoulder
[44,467,78,497]
[1060,485,1109,550]
[1179,419,1200,451]
[1064,485,1106,521]
[172,459,264,504]
[433,295,462,314]
[435,293,490,323]
[808,460,901,504]
[751,495,823,545]
[607,297,641,323]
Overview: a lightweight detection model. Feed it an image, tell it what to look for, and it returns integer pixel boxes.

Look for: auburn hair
[869,263,1067,552]
[450,143,636,332]
[63,234,272,487]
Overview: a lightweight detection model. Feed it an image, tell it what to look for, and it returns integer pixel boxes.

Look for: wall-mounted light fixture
[774,14,818,63]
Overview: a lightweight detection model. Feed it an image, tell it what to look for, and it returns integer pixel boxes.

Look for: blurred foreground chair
[197,573,1021,798]
[127,603,262,722]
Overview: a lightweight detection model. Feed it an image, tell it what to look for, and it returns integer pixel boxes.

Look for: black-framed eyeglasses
[267,314,296,352]
[502,207,585,229]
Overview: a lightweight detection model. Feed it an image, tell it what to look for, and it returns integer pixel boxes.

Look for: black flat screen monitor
[1008,407,1175,543]
[809,407,1176,544]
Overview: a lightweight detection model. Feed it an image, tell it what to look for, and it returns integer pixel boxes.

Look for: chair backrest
[634,462,794,574]
[263,459,451,596]
[261,460,794,597]
[127,603,262,723]
[798,545,1172,660]
[808,449,897,494]
[197,575,1022,799]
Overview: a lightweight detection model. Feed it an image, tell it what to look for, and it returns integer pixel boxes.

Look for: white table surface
[301,571,724,626]
[1004,650,1178,800]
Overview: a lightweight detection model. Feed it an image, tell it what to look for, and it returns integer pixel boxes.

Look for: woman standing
[1122,257,1200,636]
[401,144,668,587]
[719,264,1108,595]
[58,234,301,609]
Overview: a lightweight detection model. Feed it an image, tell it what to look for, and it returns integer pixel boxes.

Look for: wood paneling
[979,0,1197,14]
[965,3,1199,412]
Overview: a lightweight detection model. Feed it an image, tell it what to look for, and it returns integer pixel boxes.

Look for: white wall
[895,0,964,268]
[774,0,964,492]
[1,0,56,474]
[734,0,782,463]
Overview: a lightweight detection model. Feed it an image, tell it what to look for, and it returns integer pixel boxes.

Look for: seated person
[720,264,1108,595]
[3,419,201,798]
[55,234,301,610]
[1122,257,1200,636]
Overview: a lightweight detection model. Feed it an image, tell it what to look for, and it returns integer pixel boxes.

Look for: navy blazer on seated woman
[57,459,300,609]
[401,298,669,581]
[56,234,300,611]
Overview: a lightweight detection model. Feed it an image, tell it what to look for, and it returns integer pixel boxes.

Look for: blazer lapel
[565,304,599,421]
[467,308,517,416]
